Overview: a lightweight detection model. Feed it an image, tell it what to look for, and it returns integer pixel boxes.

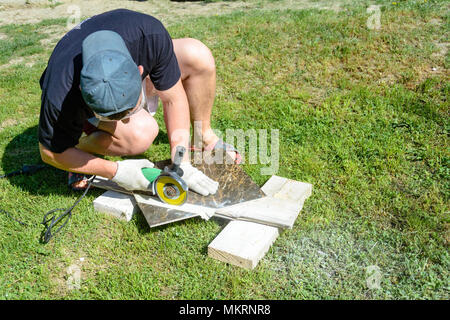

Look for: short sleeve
[38,94,86,153]
[148,31,181,91]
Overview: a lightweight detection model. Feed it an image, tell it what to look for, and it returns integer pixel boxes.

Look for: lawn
[0,0,448,299]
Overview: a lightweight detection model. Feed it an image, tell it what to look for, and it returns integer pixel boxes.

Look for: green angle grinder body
[141,146,188,206]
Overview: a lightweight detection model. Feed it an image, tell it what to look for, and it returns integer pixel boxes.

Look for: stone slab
[93,190,139,222]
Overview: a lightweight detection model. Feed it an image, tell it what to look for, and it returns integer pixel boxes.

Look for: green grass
[0,0,448,299]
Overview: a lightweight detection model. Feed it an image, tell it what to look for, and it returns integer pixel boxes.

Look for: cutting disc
[154,175,187,206]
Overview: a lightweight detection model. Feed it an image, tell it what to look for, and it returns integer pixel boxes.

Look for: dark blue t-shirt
[38,9,181,153]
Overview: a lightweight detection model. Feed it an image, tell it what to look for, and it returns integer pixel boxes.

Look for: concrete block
[93,190,139,222]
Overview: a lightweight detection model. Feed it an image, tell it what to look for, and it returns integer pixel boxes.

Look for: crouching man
[38,9,240,195]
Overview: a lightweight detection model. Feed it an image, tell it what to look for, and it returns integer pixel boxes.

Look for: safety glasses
[93,87,146,122]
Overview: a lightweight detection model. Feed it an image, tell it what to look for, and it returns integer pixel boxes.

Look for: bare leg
[77,37,233,171]
[76,109,159,156]
[70,110,158,189]
[143,39,238,161]
[172,38,220,148]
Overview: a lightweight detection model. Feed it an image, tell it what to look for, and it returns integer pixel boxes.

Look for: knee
[180,38,216,75]
[123,115,159,155]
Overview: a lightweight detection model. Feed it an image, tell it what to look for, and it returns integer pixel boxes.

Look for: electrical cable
[41,175,96,243]
[0,164,47,179]
[1,164,95,243]
[0,208,28,226]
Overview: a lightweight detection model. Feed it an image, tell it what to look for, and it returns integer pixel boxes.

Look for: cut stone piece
[93,156,265,228]
[92,176,147,196]
[208,220,279,269]
[93,190,139,222]
[134,193,215,227]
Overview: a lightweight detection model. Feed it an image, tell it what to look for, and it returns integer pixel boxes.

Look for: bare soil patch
[0,0,345,69]
[0,0,343,27]
[0,118,18,132]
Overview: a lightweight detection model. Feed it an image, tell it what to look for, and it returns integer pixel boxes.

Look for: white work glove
[179,162,219,196]
[111,159,154,191]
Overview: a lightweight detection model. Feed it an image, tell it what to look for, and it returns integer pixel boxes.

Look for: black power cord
[0,164,47,179]
[1,164,95,243]
[41,175,95,243]
[0,208,29,226]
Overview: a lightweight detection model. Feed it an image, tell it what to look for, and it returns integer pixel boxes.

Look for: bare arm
[156,79,219,196]
[39,143,118,179]
[156,78,191,162]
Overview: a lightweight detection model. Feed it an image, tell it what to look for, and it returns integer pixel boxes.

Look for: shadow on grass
[2,126,232,239]
[152,130,169,145]
[131,208,229,251]
[132,210,213,235]
[2,126,51,194]
[1,125,106,199]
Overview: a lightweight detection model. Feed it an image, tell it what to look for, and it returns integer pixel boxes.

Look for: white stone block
[93,190,139,222]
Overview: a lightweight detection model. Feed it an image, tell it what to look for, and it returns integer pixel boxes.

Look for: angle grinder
[141,146,188,206]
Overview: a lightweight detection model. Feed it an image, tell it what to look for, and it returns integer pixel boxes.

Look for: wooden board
[208,175,313,269]
[261,175,313,205]
[208,221,279,270]
[214,196,301,229]
[215,176,313,229]
[260,175,287,196]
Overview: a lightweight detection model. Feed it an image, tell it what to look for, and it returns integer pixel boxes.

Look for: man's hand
[179,162,218,196]
[112,159,154,191]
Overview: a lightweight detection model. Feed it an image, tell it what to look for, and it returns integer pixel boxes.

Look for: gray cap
[80,30,142,117]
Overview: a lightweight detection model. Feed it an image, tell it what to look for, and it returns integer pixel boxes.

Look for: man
[38,9,240,196]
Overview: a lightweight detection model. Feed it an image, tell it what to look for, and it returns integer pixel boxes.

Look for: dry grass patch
[0,118,18,131]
